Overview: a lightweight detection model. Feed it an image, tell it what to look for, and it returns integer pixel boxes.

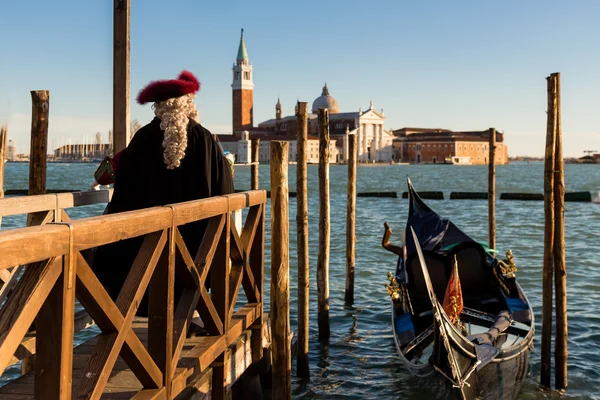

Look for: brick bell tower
[232,29,254,133]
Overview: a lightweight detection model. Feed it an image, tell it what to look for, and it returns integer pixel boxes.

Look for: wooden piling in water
[0,126,6,226]
[270,141,291,399]
[295,102,310,378]
[553,72,568,390]
[251,138,260,190]
[113,0,130,153]
[345,133,357,307]
[317,108,331,340]
[488,128,496,250]
[27,91,50,227]
[541,73,557,388]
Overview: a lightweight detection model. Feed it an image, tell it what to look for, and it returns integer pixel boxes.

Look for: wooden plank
[249,204,265,364]
[0,225,69,271]
[76,231,166,398]
[130,388,166,400]
[210,214,230,400]
[9,310,93,365]
[229,216,245,267]
[35,253,76,399]
[270,140,291,400]
[227,265,243,321]
[0,258,61,374]
[226,304,259,346]
[178,335,227,374]
[75,254,163,390]
[170,288,200,375]
[70,207,172,251]
[172,192,265,226]
[0,195,57,218]
[149,228,175,399]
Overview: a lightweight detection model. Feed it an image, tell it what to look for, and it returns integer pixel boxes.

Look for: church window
[470,145,474,151]
[236,71,240,80]
[427,145,430,150]
[433,145,437,150]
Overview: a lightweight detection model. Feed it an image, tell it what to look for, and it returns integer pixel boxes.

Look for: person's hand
[91,180,101,191]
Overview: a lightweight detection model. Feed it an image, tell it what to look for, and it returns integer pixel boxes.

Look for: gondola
[387,179,534,400]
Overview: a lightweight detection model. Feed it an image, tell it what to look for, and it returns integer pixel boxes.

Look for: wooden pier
[0,189,272,399]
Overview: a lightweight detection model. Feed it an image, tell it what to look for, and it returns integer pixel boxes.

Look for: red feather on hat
[136,70,200,105]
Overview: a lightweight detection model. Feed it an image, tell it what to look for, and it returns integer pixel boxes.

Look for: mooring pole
[488,128,496,251]
[345,132,357,307]
[317,108,331,340]
[552,72,568,390]
[541,74,557,388]
[113,0,130,153]
[251,138,260,190]
[27,90,50,227]
[0,125,6,227]
[295,102,310,378]
[270,141,291,399]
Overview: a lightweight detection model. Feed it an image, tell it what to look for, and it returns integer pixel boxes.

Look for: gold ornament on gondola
[497,249,518,278]
[386,271,402,302]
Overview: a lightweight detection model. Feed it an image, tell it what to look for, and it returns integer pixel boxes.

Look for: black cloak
[91,117,234,315]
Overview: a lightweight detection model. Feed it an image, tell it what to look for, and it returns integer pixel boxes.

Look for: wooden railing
[0,190,266,399]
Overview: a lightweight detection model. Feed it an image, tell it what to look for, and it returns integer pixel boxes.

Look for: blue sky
[1,0,598,157]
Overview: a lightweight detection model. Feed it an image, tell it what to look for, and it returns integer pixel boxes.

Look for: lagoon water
[2,162,599,399]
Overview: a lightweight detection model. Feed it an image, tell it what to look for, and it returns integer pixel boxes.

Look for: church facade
[219,30,395,163]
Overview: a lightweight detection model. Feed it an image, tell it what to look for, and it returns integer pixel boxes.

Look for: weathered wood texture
[295,102,310,378]
[113,0,130,153]
[488,127,496,250]
[317,109,331,340]
[541,73,557,388]
[0,125,6,227]
[0,190,268,399]
[28,91,49,226]
[251,139,260,190]
[269,141,291,399]
[552,72,568,390]
[345,133,357,307]
[0,317,271,400]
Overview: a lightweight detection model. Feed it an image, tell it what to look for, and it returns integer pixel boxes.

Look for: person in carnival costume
[91,71,234,322]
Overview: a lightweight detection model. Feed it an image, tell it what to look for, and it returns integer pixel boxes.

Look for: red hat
[136,70,200,104]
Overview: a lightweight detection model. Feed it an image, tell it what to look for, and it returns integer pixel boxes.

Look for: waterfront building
[392,128,509,165]
[7,140,16,161]
[53,143,112,161]
[219,30,393,163]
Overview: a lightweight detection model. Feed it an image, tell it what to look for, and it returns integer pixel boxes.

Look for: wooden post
[345,133,357,307]
[541,74,557,388]
[317,108,331,340]
[251,138,260,190]
[0,125,6,226]
[488,128,496,250]
[113,0,130,153]
[28,91,50,226]
[270,141,291,399]
[553,72,568,390]
[35,255,75,399]
[295,102,310,378]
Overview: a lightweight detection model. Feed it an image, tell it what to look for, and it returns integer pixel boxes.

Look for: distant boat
[445,156,472,165]
[594,191,600,204]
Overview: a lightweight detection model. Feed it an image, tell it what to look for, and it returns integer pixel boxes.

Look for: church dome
[311,84,339,114]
